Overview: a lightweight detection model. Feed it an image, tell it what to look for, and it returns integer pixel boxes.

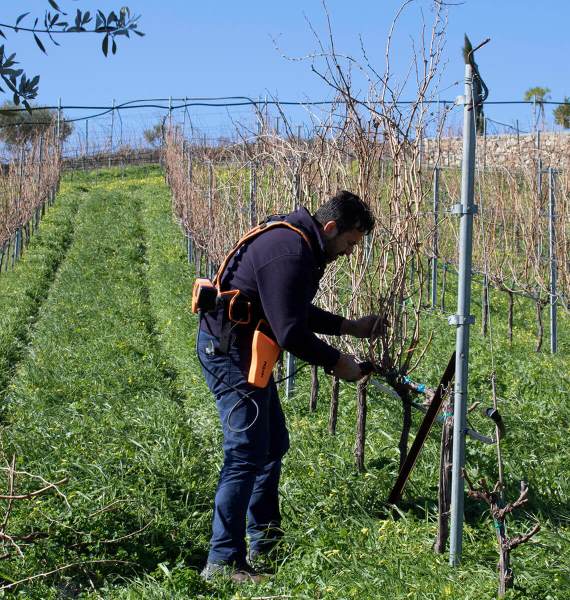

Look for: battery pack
[248,321,280,388]
[191,278,218,313]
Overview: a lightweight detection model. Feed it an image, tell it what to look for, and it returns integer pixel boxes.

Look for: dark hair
[313,190,375,235]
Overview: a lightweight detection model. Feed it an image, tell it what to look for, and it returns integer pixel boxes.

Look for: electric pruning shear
[356,355,505,504]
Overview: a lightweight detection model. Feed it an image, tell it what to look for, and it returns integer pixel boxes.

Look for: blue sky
[2,1,568,143]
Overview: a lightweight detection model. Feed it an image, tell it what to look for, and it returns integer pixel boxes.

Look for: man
[198,190,380,582]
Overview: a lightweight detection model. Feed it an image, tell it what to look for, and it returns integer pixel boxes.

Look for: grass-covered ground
[0,166,568,598]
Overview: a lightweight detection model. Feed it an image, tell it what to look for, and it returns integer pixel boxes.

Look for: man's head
[313,191,375,263]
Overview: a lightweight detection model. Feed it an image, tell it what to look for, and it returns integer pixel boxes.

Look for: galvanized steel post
[285,352,296,399]
[286,164,302,399]
[18,147,24,214]
[110,99,115,157]
[284,154,305,399]
[85,118,89,158]
[537,131,543,260]
[250,163,257,227]
[38,133,43,189]
[549,167,558,354]
[449,61,477,567]
[56,97,62,146]
[185,141,193,266]
[13,230,20,266]
[207,161,214,278]
[482,117,487,169]
[431,167,440,309]
[187,233,193,265]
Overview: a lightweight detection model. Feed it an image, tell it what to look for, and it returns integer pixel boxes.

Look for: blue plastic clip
[404,376,426,394]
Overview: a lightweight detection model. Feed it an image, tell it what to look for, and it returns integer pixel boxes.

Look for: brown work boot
[200,561,267,583]
[248,548,278,574]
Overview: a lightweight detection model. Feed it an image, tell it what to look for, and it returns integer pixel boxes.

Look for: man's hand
[332,353,368,381]
[340,314,388,339]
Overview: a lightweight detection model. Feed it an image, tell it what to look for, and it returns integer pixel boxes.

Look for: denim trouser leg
[247,379,288,554]
[246,457,283,554]
[198,329,289,565]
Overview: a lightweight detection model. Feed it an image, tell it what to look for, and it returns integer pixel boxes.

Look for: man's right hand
[332,353,367,382]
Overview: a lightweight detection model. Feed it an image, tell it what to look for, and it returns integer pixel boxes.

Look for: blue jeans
[197,328,289,565]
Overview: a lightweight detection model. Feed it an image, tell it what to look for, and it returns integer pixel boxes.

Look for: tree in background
[143,123,165,148]
[524,86,551,131]
[0,102,73,151]
[553,98,570,129]
[0,2,143,109]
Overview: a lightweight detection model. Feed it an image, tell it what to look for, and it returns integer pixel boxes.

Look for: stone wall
[423,132,570,170]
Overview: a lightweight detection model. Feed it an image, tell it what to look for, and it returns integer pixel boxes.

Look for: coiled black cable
[195,314,309,432]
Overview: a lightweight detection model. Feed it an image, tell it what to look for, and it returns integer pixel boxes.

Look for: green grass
[0,180,82,403]
[0,166,568,598]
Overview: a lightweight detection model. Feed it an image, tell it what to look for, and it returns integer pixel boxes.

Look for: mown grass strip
[1,169,211,597]
[0,182,82,403]
[138,171,221,444]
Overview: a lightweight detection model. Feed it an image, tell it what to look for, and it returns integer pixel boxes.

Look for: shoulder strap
[213,221,312,288]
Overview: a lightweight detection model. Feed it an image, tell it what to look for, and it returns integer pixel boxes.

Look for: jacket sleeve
[308,304,345,335]
[255,254,341,370]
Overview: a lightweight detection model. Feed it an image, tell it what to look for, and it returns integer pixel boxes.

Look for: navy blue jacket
[201,207,343,370]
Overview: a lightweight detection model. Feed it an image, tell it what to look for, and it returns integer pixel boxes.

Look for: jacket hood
[283,206,327,266]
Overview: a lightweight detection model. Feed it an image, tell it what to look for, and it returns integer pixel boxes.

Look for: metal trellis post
[250,162,257,226]
[449,61,478,567]
[118,105,124,147]
[482,117,487,169]
[12,231,18,267]
[18,147,24,217]
[207,161,214,278]
[85,119,89,160]
[537,131,543,260]
[294,167,301,210]
[285,352,296,399]
[56,97,62,147]
[38,133,43,189]
[286,163,303,398]
[548,167,558,354]
[110,98,115,160]
[431,166,440,309]
[187,233,193,265]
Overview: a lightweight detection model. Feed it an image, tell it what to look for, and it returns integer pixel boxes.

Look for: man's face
[322,221,365,263]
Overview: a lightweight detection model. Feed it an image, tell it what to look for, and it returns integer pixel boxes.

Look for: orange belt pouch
[248,320,281,388]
